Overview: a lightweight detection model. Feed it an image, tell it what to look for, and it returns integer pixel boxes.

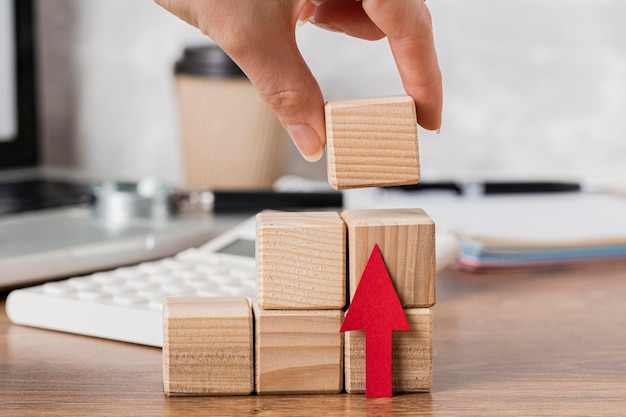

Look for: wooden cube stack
[341,209,435,394]
[254,212,346,394]
[163,95,437,396]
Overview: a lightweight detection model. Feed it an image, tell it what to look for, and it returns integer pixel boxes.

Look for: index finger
[362,0,442,131]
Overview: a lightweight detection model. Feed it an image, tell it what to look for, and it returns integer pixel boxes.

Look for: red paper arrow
[340,244,410,398]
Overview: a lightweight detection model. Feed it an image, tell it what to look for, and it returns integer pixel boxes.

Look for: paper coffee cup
[175,45,286,190]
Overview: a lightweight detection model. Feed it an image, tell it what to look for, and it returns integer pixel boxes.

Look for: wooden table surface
[2,263,626,416]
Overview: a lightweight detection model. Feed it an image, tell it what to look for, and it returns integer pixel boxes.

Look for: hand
[155,0,442,162]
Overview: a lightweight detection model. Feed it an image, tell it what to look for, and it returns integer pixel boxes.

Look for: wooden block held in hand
[252,300,344,394]
[342,208,436,308]
[256,211,346,309]
[344,308,433,394]
[163,297,253,396]
[325,95,420,190]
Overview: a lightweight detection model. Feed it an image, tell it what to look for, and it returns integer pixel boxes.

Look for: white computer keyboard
[6,215,459,347]
[6,216,258,347]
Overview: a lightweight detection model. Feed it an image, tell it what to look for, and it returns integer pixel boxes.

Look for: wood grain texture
[5,261,626,416]
[325,96,420,190]
[163,297,253,396]
[342,208,436,308]
[344,308,432,394]
[252,299,344,394]
[256,212,346,309]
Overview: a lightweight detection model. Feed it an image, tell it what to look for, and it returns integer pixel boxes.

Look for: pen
[173,189,343,214]
[387,182,463,195]
[482,181,581,195]
[387,181,581,196]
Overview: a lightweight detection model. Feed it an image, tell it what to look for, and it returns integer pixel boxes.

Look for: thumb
[226,39,326,162]
[154,0,324,161]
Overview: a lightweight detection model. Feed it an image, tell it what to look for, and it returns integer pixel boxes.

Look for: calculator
[6,216,259,347]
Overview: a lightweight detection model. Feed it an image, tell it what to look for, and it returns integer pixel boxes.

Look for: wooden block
[256,211,346,310]
[342,208,435,308]
[252,300,344,394]
[325,95,420,190]
[344,308,433,394]
[163,297,253,396]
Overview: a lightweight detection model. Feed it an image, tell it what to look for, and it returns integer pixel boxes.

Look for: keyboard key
[78,289,112,301]
[43,282,77,296]
[113,293,149,306]
[66,277,100,290]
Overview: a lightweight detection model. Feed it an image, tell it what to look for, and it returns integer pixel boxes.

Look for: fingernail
[308,16,344,34]
[287,124,324,162]
[421,123,442,135]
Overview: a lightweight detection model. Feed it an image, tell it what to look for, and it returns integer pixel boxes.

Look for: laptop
[0,0,227,290]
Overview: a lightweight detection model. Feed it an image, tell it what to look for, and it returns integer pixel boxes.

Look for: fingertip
[422,100,442,130]
[287,124,325,162]
[416,112,442,132]
[302,147,325,163]
[418,118,442,133]
[407,80,443,132]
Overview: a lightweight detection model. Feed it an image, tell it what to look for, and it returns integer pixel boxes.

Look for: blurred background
[36,0,626,187]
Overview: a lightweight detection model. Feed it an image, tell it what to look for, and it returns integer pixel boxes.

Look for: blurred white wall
[37,0,626,185]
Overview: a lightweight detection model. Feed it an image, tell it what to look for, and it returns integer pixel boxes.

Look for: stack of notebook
[450,193,626,271]
[352,188,626,271]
